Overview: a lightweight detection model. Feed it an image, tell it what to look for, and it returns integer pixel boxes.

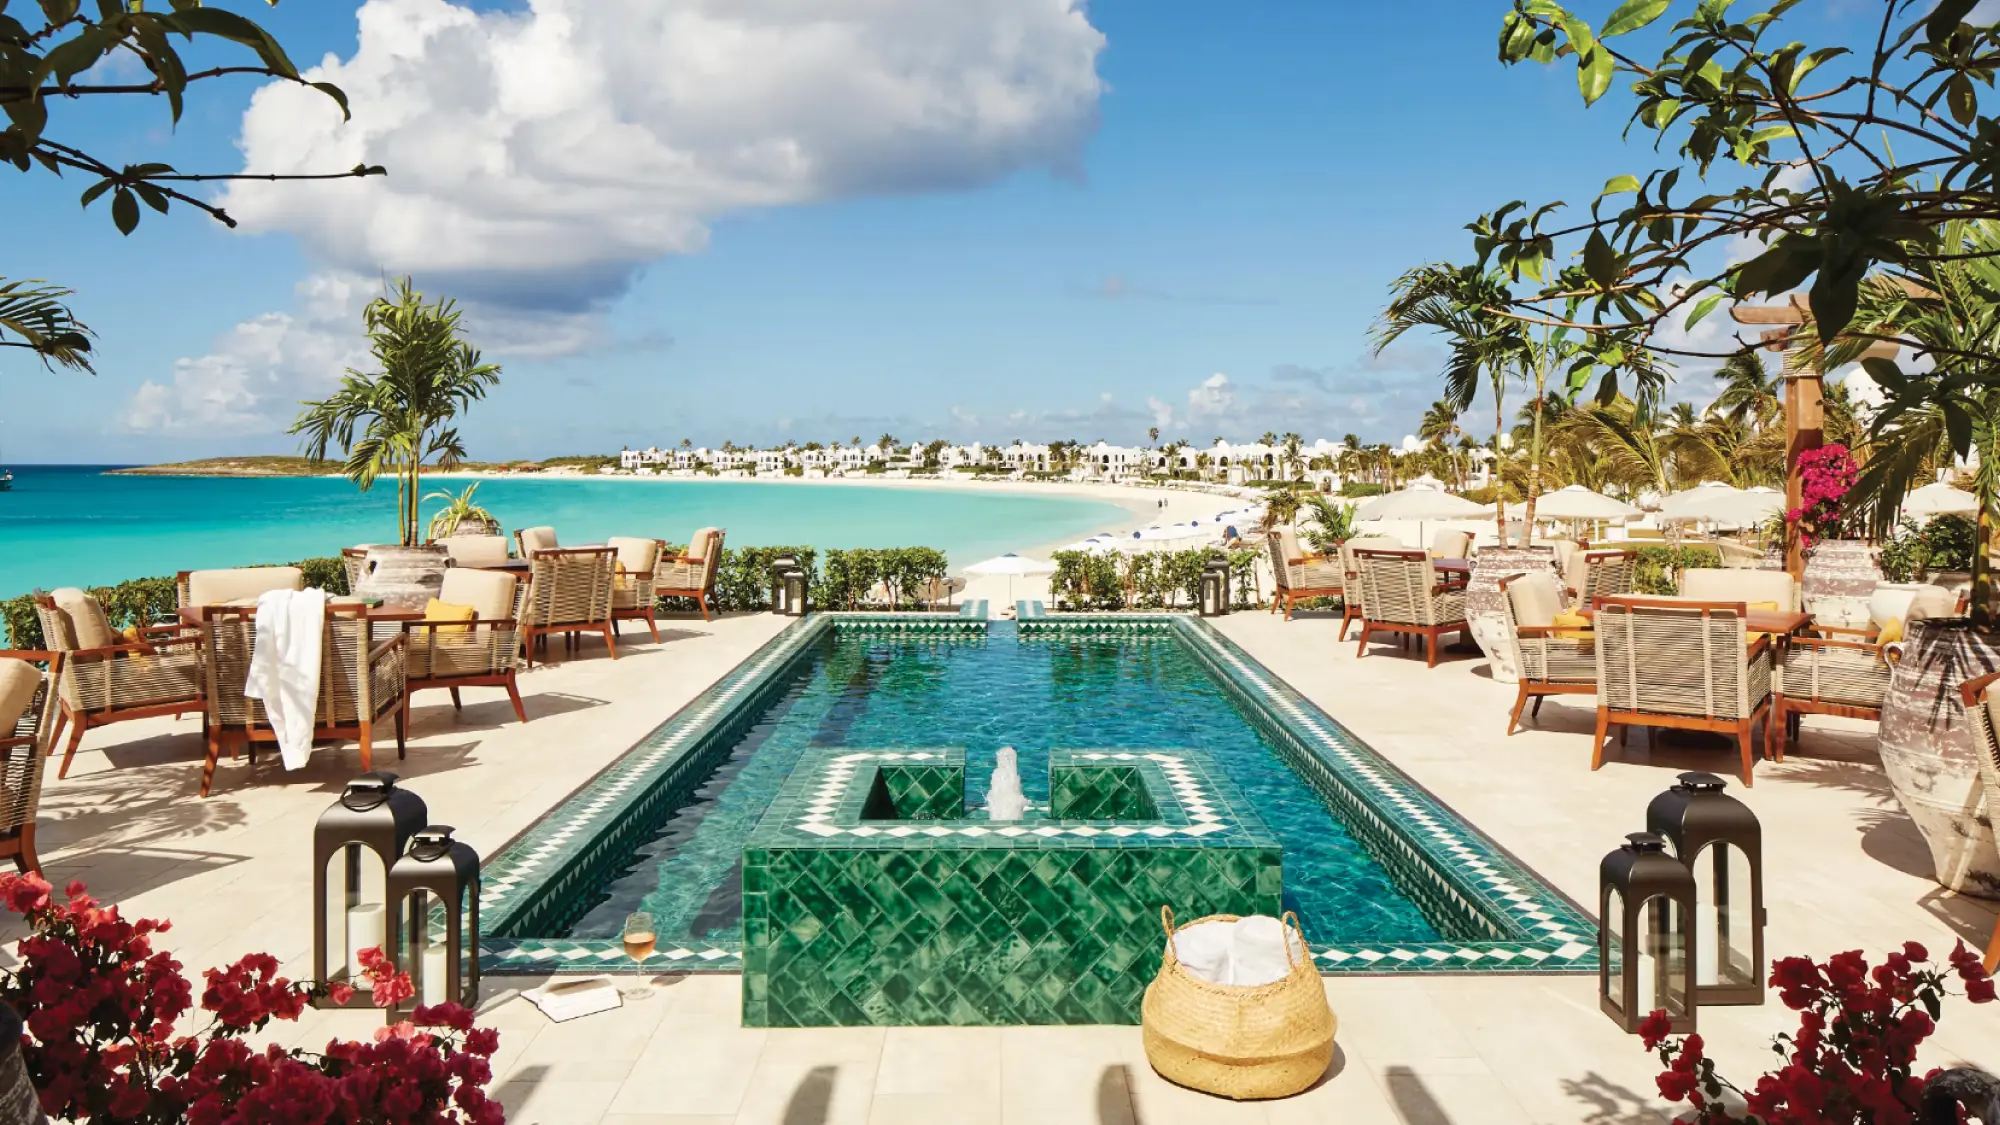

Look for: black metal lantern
[1199,558,1232,617]
[385,826,481,1018]
[1599,832,1699,1034]
[775,567,809,617]
[313,773,427,1008]
[768,555,801,614]
[1648,771,1765,1006]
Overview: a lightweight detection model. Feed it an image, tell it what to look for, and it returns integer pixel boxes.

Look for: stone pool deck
[13,608,2000,1124]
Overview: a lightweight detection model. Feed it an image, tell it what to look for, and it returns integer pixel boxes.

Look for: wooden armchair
[0,651,58,874]
[521,547,619,666]
[34,589,204,779]
[1959,670,2000,973]
[1497,572,1596,734]
[1352,549,1468,667]
[175,566,304,611]
[657,527,725,622]
[1335,536,1404,641]
[1774,636,1895,750]
[515,526,559,558]
[1592,597,1776,786]
[1265,528,1343,620]
[608,537,665,642]
[341,548,370,596]
[1575,549,1638,607]
[405,569,527,722]
[200,606,408,797]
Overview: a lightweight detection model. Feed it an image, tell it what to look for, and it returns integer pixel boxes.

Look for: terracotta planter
[1879,617,2000,899]
[1465,547,1561,685]
[353,544,449,609]
[1803,539,1880,631]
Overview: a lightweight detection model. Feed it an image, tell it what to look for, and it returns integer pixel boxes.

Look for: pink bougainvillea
[1639,941,1994,1124]
[0,873,503,1124]
[1785,444,1860,551]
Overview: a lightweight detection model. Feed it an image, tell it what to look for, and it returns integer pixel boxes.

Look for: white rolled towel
[1172,918,1234,986]
[1228,915,1303,986]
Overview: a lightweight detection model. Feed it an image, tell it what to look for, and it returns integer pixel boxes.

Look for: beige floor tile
[498,1077,623,1125]
[599,1117,735,1125]
[873,1026,1002,1097]
[1374,1066,1536,1125]
[735,1027,884,1125]
[608,1015,769,1117]
[997,1026,1138,1125]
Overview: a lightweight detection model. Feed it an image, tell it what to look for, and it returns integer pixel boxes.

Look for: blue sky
[4,0,1877,464]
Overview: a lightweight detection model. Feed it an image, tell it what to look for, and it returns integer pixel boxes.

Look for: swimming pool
[477,613,1595,975]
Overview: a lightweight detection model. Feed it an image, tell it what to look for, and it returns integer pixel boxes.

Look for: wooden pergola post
[1731,296,1820,581]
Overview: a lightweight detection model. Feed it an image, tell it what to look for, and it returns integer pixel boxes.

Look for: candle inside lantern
[421,944,451,1006]
[345,903,384,980]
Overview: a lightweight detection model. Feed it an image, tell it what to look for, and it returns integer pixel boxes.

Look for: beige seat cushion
[186,567,305,607]
[518,527,559,555]
[439,535,510,568]
[686,527,721,561]
[1338,535,1405,574]
[0,660,43,736]
[1506,572,1565,630]
[1679,568,1799,612]
[1429,529,1473,559]
[438,569,519,623]
[49,588,118,650]
[607,537,663,575]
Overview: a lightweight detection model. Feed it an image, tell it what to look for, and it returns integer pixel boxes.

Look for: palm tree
[680,437,691,450]
[1281,433,1304,480]
[878,433,897,454]
[1710,351,1781,432]
[1148,426,1160,447]
[293,278,501,546]
[0,277,93,373]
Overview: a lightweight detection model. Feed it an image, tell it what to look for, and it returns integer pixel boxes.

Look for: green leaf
[1746,124,1796,148]
[1734,237,1818,300]
[161,6,298,76]
[1600,174,1642,197]
[78,178,112,207]
[1859,357,1905,396]
[1583,229,1618,286]
[308,80,351,121]
[1943,401,1973,459]
[1579,45,1615,105]
[132,181,170,214]
[1948,75,1977,127]
[1684,293,1725,329]
[1927,0,1979,46]
[1601,0,1668,37]
[110,187,139,235]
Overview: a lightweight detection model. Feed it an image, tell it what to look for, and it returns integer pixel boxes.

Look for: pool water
[563,623,1445,948]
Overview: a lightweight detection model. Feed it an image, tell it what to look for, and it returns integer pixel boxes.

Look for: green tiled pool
[477,614,1595,977]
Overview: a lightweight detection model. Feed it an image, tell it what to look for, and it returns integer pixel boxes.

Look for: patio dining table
[1575,604,1811,638]
[177,599,430,627]
[1433,558,1472,579]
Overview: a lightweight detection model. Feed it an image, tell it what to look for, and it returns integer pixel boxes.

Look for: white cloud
[1187,373,1234,418]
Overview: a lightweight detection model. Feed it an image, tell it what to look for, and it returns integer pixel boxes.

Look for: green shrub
[1338,482,1388,498]
[1049,548,1261,611]
[2,556,349,648]
[1633,545,1723,595]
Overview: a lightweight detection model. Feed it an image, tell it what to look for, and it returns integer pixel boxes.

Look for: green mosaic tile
[863,763,966,821]
[1050,764,1158,821]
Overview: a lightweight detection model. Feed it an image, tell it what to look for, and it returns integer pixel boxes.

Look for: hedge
[1633,544,1723,595]
[657,545,949,613]
[3,556,351,649]
[1048,547,1263,611]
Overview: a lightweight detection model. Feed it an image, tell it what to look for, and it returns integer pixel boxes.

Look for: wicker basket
[1141,907,1336,1100]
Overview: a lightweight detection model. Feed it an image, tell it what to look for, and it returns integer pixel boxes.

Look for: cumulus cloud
[140,0,1108,435]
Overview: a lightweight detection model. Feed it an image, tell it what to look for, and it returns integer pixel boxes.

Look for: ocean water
[0,466,1130,597]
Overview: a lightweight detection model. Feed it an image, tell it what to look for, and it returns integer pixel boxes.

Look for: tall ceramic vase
[1466,547,1561,685]
[1879,617,2000,900]
[1802,539,1881,631]
[354,544,449,609]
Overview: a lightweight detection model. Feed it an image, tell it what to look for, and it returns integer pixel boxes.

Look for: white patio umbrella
[1903,482,1980,518]
[1531,484,1640,522]
[1657,481,1746,520]
[1355,486,1488,548]
[1665,487,1783,529]
[963,553,1057,605]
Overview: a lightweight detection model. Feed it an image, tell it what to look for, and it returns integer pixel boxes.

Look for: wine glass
[621,912,657,998]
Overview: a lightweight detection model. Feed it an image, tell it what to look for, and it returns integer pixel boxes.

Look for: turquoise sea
[0,466,1131,598]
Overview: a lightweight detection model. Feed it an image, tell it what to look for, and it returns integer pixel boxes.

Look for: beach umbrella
[1903,482,1980,518]
[1664,487,1783,529]
[1532,485,1640,522]
[963,553,1057,605]
[1353,487,1487,522]
[1657,481,1745,520]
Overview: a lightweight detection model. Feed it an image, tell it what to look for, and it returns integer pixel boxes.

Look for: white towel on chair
[243,587,327,770]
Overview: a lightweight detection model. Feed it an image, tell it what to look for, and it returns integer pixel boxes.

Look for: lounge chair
[1498,571,1596,734]
[199,605,408,797]
[521,547,619,666]
[1352,549,1468,668]
[435,534,511,569]
[1336,536,1404,641]
[1591,596,1776,786]
[1575,549,1638,608]
[607,537,664,642]
[0,650,58,873]
[913,575,967,610]
[404,568,527,722]
[1428,528,1473,560]
[1959,671,2000,973]
[1713,539,1764,569]
[658,528,725,622]
[515,527,559,558]
[1265,529,1343,620]
[34,588,204,778]
[176,566,305,610]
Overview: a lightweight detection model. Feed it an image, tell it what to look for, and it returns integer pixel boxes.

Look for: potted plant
[1789,445,1881,633]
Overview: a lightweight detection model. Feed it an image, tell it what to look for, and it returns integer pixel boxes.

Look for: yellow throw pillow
[1747,601,1781,613]
[1877,616,1903,647]
[1551,611,1594,641]
[424,599,478,634]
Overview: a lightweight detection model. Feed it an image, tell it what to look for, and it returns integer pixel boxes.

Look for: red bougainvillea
[1640,941,1995,1124]
[0,873,503,1124]
[1785,444,1860,551]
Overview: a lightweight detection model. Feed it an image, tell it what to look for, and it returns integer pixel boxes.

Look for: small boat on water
[0,469,11,492]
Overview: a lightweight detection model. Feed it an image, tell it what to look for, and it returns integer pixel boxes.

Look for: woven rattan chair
[199,605,408,797]
[0,651,57,873]
[1428,528,1473,560]
[1773,636,1893,750]
[1576,549,1638,607]
[515,527,559,558]
[522,546,618,666]
[340,548,370,595]
[34,589,204,779]
[1353,549,1469,667]
[608,537,664,642]
[1265,528,1344,620]
[175,566,305,611]
[1592,596,1776,786]
[658,528,725,622]
[1959,671,2000,973]
[434,534,511,569]
[405,569,526,722]
[1336,536,1403,641]
[1498,572,1596,733]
